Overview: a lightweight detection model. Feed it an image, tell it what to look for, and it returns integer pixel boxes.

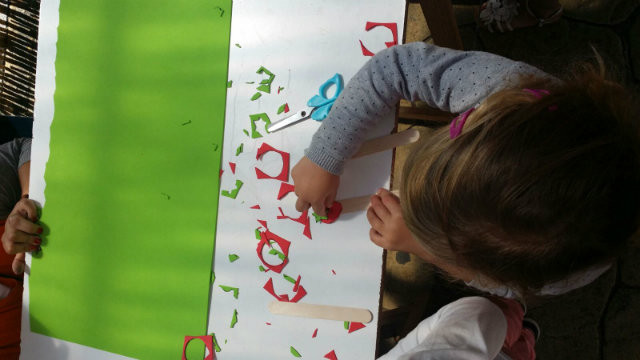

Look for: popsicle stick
[268,301,373,323]
[352,128,419,158]
[339,189,400,214]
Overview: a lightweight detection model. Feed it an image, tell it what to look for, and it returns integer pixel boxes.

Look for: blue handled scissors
[267,73,343,133]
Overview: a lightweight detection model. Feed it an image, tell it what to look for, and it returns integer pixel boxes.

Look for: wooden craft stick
[268,301,374,323]
[340,189,400,214]
[352,128,420,158]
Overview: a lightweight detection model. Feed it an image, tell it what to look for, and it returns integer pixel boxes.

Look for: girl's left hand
[367,188,421,254]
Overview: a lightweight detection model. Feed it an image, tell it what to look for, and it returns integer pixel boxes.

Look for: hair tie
[450,107,475,139]
[523,88,558,111]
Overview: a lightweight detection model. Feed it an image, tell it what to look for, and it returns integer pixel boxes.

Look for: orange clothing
[0,221,23,360]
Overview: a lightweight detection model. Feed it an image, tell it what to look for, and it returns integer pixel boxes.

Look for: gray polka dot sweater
[305,42,548,175]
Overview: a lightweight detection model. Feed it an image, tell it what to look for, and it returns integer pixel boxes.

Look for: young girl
[292,42,639,357]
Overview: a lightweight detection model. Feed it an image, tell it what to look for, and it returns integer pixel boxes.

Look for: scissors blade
[267,106,315,133]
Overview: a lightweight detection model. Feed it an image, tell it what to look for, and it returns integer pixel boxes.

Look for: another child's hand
[367,188,422,254]
[1,198,42,274]
[291,156,340,217]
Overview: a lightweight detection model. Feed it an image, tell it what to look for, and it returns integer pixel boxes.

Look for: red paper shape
[263,278,307,303]
[182,336,214,360]
[257,219,268,229]
[284,103,290,113]
[277,208,312,239]
[348,322,366,333]
[312,328,318,338]
[359,22,398,57]
[250,205,261,209]
[219,169,224,178]
[229,162,236,174]
[332,269,336,275]
[277,182,295,200]
[321,202,343,224]
[255,143,290,182]
[293,275,301,292]
[324,350,338,360]
[256,230,290,273]
[266,322,271,325]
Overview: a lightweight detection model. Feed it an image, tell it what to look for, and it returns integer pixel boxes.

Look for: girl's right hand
[1,198,42,274]
[291,156,339,217]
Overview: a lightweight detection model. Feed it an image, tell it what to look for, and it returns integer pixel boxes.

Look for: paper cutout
[229,162,236,174]
[290,346,302,358]
[245,81,255,84]
[227,80,233,88]
[242,129,249,136]
[277,182,295,200]
[312,328,318,338]
[332,269,336,275]
[293,275,301,292]
[210,271,216,285]
[277,103,290,115]
[312,213,328,223]
[259,265,267,272]
[221,179,243,199]
[256,66,275,94]
[277,208,312,240]
[266,322,271,326]
[219,169,224,178]
[235,43,241,48]
[256,230,291,273]
[182,336,214,360]
[209,333,221,352]
[283,274,297,284]
[235,143,244,156]
[322,202,342,224]
[249,113,272,138]
[228,254,239,263]
[344,321,349,330]
[255,143,290,182]
[255,228,262,240]
[324,350,338,360]
[348,322,366,333]
[359,22,398,56]
[230,309,238,328]
[269,248,287,261]
[251,92,262,101]
[250,204,261,209]
[219,285,239,299]
[278,86,285,94]
[257,219,268,228]
[263,278,307,303]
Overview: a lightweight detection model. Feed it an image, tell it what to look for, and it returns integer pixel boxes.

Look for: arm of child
[377,296,508,360]
[294,42,548,214]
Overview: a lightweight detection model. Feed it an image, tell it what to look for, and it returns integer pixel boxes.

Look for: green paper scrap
[210,333,222,352]
[226,80,233,88]
[219,285,239,299]
[235,143,244,156]
[249,113,272,138]
[243,129,249,136]
[269,248,287,261]
[230,309,238,328]
[277,103,287,115]
[235,43,241,48]
[28,2,231,360]
[211,271,216,285]
[312,212,328,223]
[259,265,266,272]
[283,274,297,284]
[228,254,239,262]
[278,86,285,92]
[221,179,243,199]
[290,346,302,358]
[245,81,255,84]
[213,143,219,151]
[255,228,262,240]
[256,84,271,93]
[225,339,227,344]
[344,321,350,330]
[250,92,262,101]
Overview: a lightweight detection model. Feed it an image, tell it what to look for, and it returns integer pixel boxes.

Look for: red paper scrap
[182,336,214,360]
[359,22,398,57]
[312,328,318,338]
[284,103,290,113]
[250,204,261,209]
[266,322,271,325]
[255,142,290,182]
[324,350,338,360]
[263,278,307,303]
[332,269,336,275]
[322,201,343,224]
[256,230,290,273]
[348,322,366,333]
[257,219,268,229]
[277,208,312,239]
[293,275,301,292]
[277,182,295,200]
[229,162,236,174]
[219,169,224,178]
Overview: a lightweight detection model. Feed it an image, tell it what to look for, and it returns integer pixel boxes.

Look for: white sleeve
[378,296,507,360]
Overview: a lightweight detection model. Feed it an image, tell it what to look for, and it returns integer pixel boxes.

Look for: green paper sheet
[28,1,231,359]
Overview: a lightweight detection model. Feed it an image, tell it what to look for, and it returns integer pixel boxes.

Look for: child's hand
[367,188,422,254]
[291,156,339,217]
[1,198,42,274]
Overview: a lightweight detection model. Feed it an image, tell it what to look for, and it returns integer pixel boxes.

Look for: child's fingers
[295,196,311,213]
[378,188,402,212]
[369,228,385,249]
[12,253,26,275]
[369,195,391,220]
[366,206,384,232]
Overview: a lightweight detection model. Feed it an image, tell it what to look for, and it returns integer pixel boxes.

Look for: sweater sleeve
[377,296,507,360]
[305,42,549,175]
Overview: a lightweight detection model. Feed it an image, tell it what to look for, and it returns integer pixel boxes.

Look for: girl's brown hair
[401,67,640,292]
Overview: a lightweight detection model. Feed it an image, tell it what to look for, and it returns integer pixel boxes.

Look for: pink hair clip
[523,88,558,111]
[450,107,475,139]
